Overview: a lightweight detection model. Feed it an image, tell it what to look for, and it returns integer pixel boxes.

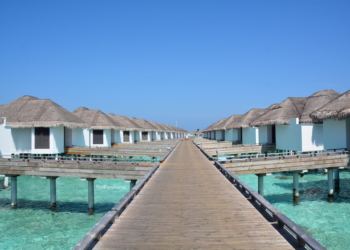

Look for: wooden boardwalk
[93,140,294,249]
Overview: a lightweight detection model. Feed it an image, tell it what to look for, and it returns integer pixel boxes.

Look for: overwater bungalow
[227,109,269,145]
[251,89,340,152]
[223,114,243,142]
[0,95,87,157]
[203,120,221,140]
[72,107,123,147]
[149,121,164,140]
[211,118,229,141]
[310,89,350,151]
[129,117,157,142]
[250,97,306,149]
[161,124,176,139]
[169,125,183,138]
[156,123,171,139]
[108,114,143,144]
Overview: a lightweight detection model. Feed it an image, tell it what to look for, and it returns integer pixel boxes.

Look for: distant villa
[0,95,187,157]
[202,89,350,152]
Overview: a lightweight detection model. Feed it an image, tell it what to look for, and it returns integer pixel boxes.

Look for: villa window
[35,127,50,149]
[123,131,130,142]
[93,130,104,144]
[142,132,148,140]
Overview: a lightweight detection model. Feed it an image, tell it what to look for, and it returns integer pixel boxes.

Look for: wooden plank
[90,140,295,250]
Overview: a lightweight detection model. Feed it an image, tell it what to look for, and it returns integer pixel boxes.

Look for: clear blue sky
[1,0,349,131]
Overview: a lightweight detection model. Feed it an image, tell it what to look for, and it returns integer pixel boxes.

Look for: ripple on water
[0,176,129,250]
[239,170,350,250]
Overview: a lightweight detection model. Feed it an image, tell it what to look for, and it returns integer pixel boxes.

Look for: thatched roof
[108,114,143,131]
[223,114,243,130]
[130,117,158,131]
[212,118,229,131]
[250,97,307,126]
[169,125,185,132]
[160,123,172,132]
[149,121,166,132]
[73,107,123,130]
[160,123,176,132]
[203,120,221,132]
[310,89,350,121]
[0,95,88,128]
[227,109,267,129]
[300,89,340,123]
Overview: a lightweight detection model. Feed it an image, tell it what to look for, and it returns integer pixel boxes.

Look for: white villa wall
[134,131,141,142]
[147,131,152,141]
[115,130,123,143]
[323,119,347,150]
[215,130,224,141]
[129,130,135,143]
[242,127,259,144]
[225,130,233,141]
[31,126,64,154]
[152,132,158,140]
[276,119,301,151]
[301,124,324,151]
[258,125,273,144]
[0,118,12,157]
[12,128,32,154]
[211,131,215,140]
[72,129,89,146]
[232,128,242,142]
[276,118,323,152]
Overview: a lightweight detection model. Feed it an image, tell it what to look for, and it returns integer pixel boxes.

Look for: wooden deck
[65,139,179,158]
[0,159,154,180]
[92,140,294,249]
[223,152,350,175]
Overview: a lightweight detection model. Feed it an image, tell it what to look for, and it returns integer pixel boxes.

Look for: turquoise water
[1,171,350,249]
[239,170,350,250]
[0,176,129,250]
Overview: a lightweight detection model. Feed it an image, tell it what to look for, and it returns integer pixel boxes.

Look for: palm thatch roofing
[73,107,123,130]
[211,118,229,131]
[160,123,176,132]
[154,123,170,132]
[130,117,158,131]
[299,89,340,123]
[227,109,267,129]
[223,114,243,130]
[0,95,88,128]
[310,89,350,121]
[108,114,143,131]
[170,125,185,132]
[203,120,221,132]
[250,97,307,126]
[149,121,166,132]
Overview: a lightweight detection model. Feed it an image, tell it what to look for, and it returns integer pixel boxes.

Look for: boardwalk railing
[214,161,327,250]
[221,150,350,163]
[72,163,161,250]
[0,155,160,163]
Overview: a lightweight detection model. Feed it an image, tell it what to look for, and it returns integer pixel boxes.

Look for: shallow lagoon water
[0,176,129,250]
[239,170,350,250]
[1,170,350,249]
